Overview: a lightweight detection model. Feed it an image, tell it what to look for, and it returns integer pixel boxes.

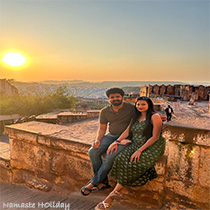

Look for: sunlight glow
[2,52,26,67]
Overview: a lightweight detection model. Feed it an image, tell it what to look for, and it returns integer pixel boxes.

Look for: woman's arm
[130,114,162,162]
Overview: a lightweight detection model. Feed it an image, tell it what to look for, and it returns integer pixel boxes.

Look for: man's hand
[107,139,132,155]
[130,149,142,163]
[92,140,100,149]
[159,113,167,122]
[107,142,118,155]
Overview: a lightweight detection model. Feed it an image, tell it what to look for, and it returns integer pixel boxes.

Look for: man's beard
[111,100,123,106]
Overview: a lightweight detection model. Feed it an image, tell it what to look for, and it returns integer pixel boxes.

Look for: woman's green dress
[110,120,165,187]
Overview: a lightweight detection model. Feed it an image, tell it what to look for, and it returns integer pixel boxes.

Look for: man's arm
[92,124,107,149]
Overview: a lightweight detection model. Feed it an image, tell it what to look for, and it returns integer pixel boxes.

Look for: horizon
[1,78,209,86]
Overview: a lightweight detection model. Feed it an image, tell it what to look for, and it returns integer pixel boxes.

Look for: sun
[2,52,26,67]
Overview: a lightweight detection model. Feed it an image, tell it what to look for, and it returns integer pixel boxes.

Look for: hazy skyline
[0,0,209,83]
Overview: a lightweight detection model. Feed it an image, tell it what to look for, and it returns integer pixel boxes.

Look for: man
[165,105,174,121]
[81,88,165,196]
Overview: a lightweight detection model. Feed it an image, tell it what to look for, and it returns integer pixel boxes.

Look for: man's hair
[106,88,125,97]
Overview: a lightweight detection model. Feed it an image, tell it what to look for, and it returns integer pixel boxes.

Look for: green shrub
[0,86,76,116]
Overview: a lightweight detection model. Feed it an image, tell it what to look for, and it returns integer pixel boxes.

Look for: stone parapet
[2,121,210,209]
[86,110,100,118]
[162,124,210,209]
[57,112,87,124]
[163,124,210,147]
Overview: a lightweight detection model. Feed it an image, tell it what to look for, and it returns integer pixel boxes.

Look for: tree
[0,86,76,116]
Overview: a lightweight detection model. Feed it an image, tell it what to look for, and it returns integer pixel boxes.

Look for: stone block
[51,139,89,155]
[44,152,67,176]
[166,179,209,205]
[5,129,38,143]
[12,169,35,184]
[166,141,199,184]
[10,159,34,171]
[66,157,93,181]
[199,147,210,188]
[24,174,52,192]
[0,166,12,183]
[10,139,44,170]
[36,169,57,182]
[37,135,51,146]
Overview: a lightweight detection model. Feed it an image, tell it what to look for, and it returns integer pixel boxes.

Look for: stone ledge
[3,120,210,209]
[4,120,98,145]
[163,124,210,147]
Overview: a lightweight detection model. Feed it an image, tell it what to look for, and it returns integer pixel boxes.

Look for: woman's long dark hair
[129,97,155,139]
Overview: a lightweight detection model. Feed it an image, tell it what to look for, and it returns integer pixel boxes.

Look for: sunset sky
[0,0,209,83]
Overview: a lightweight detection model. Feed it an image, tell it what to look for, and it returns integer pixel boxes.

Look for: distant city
[9,80,210,99]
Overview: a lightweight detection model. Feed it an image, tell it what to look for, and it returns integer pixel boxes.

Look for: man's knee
[89,147,96,158]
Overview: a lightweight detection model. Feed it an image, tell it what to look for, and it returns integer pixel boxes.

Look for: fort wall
[1,121,209,209]
[145,84,210,101]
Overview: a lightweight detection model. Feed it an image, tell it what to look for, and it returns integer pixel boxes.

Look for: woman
[95,97,165,210]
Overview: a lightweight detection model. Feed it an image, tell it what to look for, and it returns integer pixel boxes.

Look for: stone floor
[0,182,141,210]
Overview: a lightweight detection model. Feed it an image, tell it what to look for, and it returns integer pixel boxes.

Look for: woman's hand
[107,142,118,155]
[130,149,142,163]
[120,139,132,145]
[107,139,132,155]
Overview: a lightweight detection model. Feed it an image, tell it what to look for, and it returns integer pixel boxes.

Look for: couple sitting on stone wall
[80,88,166,210]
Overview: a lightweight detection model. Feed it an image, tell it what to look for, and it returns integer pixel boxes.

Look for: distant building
[140,86,147,97]
[145,84,209,101]
[0,79,18,96]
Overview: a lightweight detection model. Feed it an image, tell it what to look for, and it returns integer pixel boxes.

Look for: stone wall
[1,121,210,209]
[57,112,87,124]
[2,122,92,194]
[35,111,100,125]
[86,110,100,118]
[163,125,210,209]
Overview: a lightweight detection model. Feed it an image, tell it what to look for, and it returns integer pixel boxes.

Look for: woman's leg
[103,183,125,204]
[95,183,123,209]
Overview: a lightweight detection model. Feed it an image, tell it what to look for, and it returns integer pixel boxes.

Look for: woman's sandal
[95,201,114,210]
